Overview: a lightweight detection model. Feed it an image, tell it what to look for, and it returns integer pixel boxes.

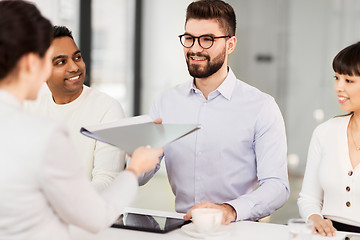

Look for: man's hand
[184,201,237,225]
[308,214,336,237]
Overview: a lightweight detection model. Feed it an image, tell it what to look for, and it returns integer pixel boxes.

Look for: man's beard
[186,48,226,78]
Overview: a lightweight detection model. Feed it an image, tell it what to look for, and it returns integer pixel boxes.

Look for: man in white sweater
[26,26,126,192]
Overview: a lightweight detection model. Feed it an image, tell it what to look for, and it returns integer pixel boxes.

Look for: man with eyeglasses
[139,0,289,224]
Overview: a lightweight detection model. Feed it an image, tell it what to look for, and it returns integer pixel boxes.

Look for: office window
[91,0,135,116]
[30,0,80,41]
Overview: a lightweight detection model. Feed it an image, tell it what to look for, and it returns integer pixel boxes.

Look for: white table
[69,209,357,240]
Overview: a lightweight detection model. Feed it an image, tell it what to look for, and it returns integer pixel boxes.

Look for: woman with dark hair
[0,1,162,239]
[298,42,360,237]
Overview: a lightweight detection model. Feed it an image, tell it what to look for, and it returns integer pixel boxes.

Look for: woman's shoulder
[22,110,62,135]
[3,109,66,156]
[314,114,350,134]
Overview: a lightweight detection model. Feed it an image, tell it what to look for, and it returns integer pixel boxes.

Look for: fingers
[313,219,336,237]
[146,147,164,161]
[153,118,162,124]
[184,210,191,221]
[135,146,163,158]
[145,147,163,162]
[153,147,164,155]
[184,202,213,221]
[126,146,163,176]
[183,202,236,225]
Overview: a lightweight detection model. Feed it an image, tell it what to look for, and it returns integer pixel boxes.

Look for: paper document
[80,115,200,154]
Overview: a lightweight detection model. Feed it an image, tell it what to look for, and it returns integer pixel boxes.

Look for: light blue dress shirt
[141,68,289,221]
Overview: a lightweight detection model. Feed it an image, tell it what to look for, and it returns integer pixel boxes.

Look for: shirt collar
[50,85,86,106]
[217,67,236,100]
[187,67,237,100]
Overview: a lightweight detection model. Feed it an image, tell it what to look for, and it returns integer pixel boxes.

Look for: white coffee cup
[191,208,223,234]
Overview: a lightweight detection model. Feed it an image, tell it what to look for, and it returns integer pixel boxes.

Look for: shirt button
[346,186,351,192]
[346,201,351,207]
[348,170,353,176]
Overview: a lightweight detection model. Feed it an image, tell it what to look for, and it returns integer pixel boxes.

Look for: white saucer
[181,223,230,239]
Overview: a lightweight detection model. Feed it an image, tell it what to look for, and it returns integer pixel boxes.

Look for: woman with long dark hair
[298,42,360,236]
[0,1,162,239]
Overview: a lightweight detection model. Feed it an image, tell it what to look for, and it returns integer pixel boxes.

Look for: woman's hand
[125,118,163,176]
[126,146,163,177]
[309,214,336,237]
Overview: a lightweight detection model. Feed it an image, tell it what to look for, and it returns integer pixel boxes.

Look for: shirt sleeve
[297,127,324,220]
[91,102,126,192]
[226,98,290,221]
[39,125,138,233]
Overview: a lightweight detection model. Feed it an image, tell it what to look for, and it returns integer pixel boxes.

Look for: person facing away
[0,1,163,239]
[139,0,289,224]
[298,42,360,237]
[25,26,126,192]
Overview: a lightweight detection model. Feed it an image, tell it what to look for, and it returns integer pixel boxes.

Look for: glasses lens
[199,35,214,49]
[181,35,194,48]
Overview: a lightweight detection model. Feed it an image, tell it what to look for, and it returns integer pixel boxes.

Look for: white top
[0,90,138,240]
[25,85,126,192]
[298,115,360,226]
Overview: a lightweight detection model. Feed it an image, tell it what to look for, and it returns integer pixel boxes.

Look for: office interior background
[31,0,360,224]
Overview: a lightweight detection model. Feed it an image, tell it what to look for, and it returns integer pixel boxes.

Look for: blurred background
[31,0,360,224]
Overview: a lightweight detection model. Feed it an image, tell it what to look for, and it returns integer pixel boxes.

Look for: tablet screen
[111,212,191,233]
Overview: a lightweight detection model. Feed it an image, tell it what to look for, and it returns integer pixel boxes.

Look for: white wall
[286,0,360,173]
[31,0,80,42]
[140,0,193,114]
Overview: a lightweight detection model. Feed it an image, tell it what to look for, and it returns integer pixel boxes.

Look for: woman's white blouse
[0,90,137,240]
[298,115,360,227]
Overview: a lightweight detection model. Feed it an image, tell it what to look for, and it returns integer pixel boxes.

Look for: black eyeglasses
[178,34,231,49]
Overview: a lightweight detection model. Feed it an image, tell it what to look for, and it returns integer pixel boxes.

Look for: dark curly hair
[53,25,74,40]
